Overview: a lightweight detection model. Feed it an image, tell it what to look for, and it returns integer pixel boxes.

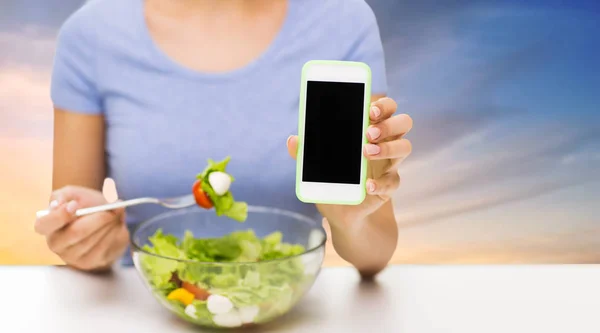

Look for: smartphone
[295,60,371,205]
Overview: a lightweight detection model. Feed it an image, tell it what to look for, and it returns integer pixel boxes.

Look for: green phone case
[295,60,372,205]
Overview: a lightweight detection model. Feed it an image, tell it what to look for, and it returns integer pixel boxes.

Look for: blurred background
[0,0,599,265]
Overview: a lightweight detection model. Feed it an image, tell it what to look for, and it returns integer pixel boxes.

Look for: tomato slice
[182,281,210,301]
[192,180,214,209]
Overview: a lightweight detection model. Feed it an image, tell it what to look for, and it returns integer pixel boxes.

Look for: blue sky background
[0,0,598,263]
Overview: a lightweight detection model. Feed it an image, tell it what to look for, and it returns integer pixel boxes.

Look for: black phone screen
[302,80,365,185]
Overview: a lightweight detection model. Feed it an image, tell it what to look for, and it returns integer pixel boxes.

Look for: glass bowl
[131,205,326,329]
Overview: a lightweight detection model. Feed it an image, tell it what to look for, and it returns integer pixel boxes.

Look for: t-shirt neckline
[136,0,295,81]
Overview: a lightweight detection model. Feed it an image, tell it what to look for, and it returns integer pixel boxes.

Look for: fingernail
[371,106,381,118]
[286,135,293,145]
[66,200,78,214]
[49,200,59,210]
[367,127,381,140]
[367,181,376,193]
[365,144,381,155]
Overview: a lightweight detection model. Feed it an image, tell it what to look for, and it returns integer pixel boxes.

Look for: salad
[192,156,248,222]
[136,156,321,328]
[139,229,313,327]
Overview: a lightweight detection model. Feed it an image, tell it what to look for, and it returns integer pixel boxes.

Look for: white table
[2,265,600,333]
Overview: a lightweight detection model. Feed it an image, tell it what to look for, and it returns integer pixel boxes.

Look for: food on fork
[192,157,248,222]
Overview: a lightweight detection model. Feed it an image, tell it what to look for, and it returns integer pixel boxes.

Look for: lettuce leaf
[197,157,231,180]
[259,231,305,261]
[140,229,187,290]
[191,300,214,325]
[201,181,233,214]
[223,201,248,222]
[145,229,306,264]
[140,253,178,290]
[147,229,187,260]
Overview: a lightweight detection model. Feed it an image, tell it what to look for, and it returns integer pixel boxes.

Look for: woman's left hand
[287,96,413,227]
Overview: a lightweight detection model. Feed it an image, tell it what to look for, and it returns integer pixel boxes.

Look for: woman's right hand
[34,186,129,272]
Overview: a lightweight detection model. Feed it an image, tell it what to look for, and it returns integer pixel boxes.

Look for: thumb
[287,135,298,160]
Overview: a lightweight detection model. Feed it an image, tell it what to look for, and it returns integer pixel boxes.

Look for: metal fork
[35,194,197,219]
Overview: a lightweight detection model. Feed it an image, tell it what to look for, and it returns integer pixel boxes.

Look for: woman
[34,0,413,278]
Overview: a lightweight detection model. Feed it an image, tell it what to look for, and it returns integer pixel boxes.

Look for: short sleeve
[343,1,388,96]
[50,10,102,114]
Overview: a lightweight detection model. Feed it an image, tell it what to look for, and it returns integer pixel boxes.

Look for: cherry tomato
[182,281,210,301]
[192,180,213,209]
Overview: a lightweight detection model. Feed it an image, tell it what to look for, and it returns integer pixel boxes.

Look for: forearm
[324,201,398,277]
[52,109,106,191]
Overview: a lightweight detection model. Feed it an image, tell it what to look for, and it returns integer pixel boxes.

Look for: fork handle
[36,197,159,219]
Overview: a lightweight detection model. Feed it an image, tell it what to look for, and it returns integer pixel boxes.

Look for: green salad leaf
[140,229,187,290]
[191,300,214,325]
[223,201,248,222]
[147,229,187,260]
[197,157,231,180]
